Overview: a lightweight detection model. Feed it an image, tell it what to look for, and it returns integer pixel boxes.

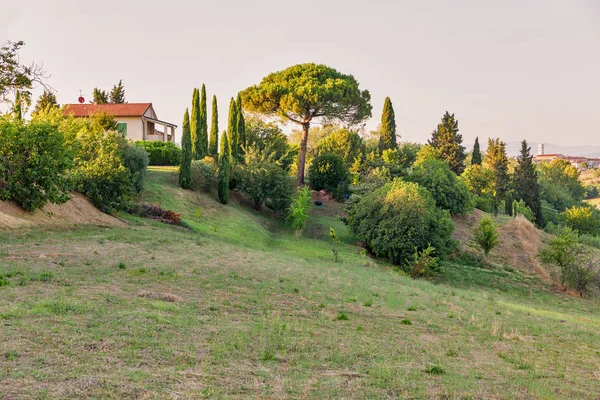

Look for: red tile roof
[63,103,152,117]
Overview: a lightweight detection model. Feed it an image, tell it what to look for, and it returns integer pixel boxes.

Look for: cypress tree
[485,138,509,200]
[472,137,482,165]
[218,130,231,204]
[199,84,208,158]
[504,192,513,216]
[208,95,219,159]
[378,96,397,151]
[236,93,246,158]
[227,98,238,161]
[179,109,192,189]
[191,88,201,159]
[514,139,543,225]
[12,90,22,120]
[429,111,466,174]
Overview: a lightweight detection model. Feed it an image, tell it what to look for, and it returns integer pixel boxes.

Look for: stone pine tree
[227,98,238,161]
[179,109,192,189]
[191,88,201,159]
[378,96,397,151]
[208,95,219,159]
[218,130,231,204]
[429,111,466,174]
[485,138,509,201]
[514,139,543,225]
[236,93,246,157]
[199,84,209,158]
[32,89,59,114]
[241,63,372,184]
[109,79,126,103]
[472,137,482,165]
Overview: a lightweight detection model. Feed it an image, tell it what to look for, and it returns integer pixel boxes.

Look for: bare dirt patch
[0,192,125,230]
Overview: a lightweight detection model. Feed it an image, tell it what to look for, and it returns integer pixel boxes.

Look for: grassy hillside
[1,167,599,399]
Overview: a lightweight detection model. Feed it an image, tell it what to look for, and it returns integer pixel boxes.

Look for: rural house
[63,103,177,143]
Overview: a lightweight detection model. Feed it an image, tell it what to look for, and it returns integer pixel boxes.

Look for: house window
[117,122,127,136]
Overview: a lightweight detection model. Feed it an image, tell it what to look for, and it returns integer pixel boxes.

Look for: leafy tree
[538,159,584,211]
[190,88,200,159]
[227,98,238,161]
[409,158,472,215]
[473,216,499,257]
[32,89,58,114]
[347,179,454,267]
[208,95,219,159]
[240,63,372,184]
[428,111,466,174]
[0,114,72,211]
[179,109,192,189]
[0,41,47,106]
[379,96,397,151]
[484,138,509,200]
[514,140,542,225]
[560,205,600,236]
[308,153,349,198]
[245,117,294,170]
[471,137,482,165]
[462,164,495,197]
[93,87,108,104]
[315,127,366,166]
[109,79,126,103]
[199,84,208,158]
[415,144,442,165]
[217,131,231,204]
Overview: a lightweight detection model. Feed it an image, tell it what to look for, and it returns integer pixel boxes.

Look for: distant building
[532,152,600,169]
[63,103,177,143]
[538,143,545,156]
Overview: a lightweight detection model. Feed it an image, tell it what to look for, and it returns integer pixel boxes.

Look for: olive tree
[240,63,372,184]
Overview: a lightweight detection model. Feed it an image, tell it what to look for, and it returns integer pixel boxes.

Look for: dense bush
[560,205,600,236]
[514,200,535,223]
[191,157,218,192]
[122,145,149,193]
[0,116,72,211]
[346,179,455,267]
[314,127,365,166]
[408,158,472,215]
[308,153,349,198]
[239,148,293,211]
[135,141,180,166]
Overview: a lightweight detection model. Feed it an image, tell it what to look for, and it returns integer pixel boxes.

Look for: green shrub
[560,205,600,236]
[407,244,441,278]
[191,157,218,192]
[239,148,293,211]
[287,187,312,232]
[0,116,72,211]
[474,195,493,213]
[408,158,473,215]
[346,179,454,267]
[514,200,535,223]
[472,215,499,257]
[134,141,180,166]
[308,153,349,196]
[122,145,149,193]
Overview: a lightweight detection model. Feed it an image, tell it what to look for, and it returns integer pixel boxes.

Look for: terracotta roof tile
[63,103,152,117]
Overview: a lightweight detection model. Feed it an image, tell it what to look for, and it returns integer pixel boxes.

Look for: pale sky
[2,0,599,147]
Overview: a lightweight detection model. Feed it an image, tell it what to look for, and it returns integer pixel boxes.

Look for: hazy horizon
[2,0,599,147]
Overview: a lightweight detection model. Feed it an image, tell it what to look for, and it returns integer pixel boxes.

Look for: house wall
[115,117,144,142]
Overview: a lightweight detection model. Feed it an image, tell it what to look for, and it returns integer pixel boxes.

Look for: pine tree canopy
[109,79,126,103]
[93,88,108,104]
[33,89,59,114]
[514,139,543,225]
[379,96,397,151]
[429,111,466,175]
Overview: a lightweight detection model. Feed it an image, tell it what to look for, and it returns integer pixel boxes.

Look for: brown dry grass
[0,192,125,230]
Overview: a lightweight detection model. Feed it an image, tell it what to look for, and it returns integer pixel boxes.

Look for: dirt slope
[453,212,551,282]
[0,193,125,230]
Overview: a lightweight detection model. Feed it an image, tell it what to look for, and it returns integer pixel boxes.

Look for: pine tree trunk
[297,122,310,185]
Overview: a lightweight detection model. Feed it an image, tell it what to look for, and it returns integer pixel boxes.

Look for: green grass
[1,166,599,398]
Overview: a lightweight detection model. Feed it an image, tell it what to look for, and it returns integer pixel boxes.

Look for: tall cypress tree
[378,96,397,151]
[179,109,192,189]
[227,98,238,161]
[514,139,543,225]
[199,84,208,158]
[208,95,219,159]
[12,90,22,120]
[472,137,482,165]
[218,130,231,204]
[236,93,246,158]
[190,88,200,158]
[429,111,466,174]
[485,138,509,200]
